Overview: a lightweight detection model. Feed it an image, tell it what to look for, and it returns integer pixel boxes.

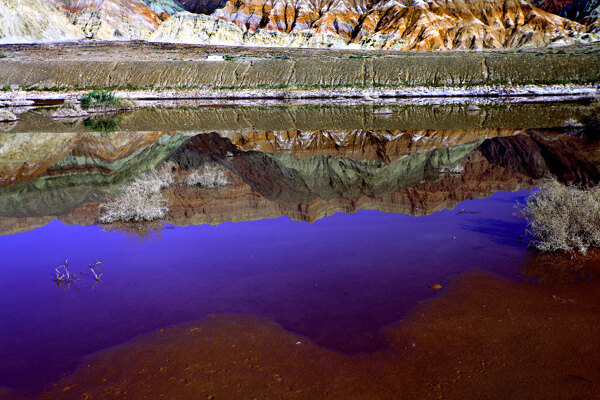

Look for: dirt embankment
[0,42,599,93]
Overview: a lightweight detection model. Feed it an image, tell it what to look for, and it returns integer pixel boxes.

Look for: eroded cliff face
[48,0,162,40]
[535,0,600,31]
[151,0,595,49]
[1,0,597,48]
[0,0,85,43]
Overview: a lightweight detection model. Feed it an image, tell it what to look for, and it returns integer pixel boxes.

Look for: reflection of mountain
[166,129,600,225]
[174,132,485,205]
[0,131,184,188]
[228,129,523,163]
[0,105,599,235]
[0,131,188,217]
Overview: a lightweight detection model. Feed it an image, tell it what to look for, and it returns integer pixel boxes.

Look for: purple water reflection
[0,190,529,393]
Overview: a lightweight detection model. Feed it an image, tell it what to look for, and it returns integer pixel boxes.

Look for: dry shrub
[186,165,229,188]
[518,178,600,254]
[99,164,174,223]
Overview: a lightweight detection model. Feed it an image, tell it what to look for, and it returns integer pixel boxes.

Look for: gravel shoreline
[0,84,598,108]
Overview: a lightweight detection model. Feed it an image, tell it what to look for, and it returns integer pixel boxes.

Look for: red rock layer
[535,0,573,14]
[211,0,586,49]
[0,131,172,189]
[48,0,161,36]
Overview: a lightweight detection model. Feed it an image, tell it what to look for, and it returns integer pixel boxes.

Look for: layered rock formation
[142,0,185,18]
[535,0,599,21]
[0,0,85,43]
[48,0,162,39]
[1,0,598,48]
[151,0,595,49]
[535,0,600,31]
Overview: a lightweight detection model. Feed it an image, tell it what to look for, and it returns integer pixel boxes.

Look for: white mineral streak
[0,0,85,43]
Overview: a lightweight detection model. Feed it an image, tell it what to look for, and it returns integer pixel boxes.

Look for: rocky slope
[48,0,163,40]
[535,0,599,21]
[151,0,595,49]
[0,0,85,43]
[1,0,598,48]
[535,0,600,31]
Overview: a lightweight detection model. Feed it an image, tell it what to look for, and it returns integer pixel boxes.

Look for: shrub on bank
[79,90,121,109]
[518,178,600,254]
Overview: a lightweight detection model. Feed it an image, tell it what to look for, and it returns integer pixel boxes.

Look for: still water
[0,100,597,393]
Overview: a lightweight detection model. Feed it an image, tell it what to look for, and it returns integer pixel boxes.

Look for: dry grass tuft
[99,164,174,223]
[518,178,600,254]
[186,165,229,188]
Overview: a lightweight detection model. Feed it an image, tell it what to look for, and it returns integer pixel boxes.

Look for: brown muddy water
[1,100,600,399]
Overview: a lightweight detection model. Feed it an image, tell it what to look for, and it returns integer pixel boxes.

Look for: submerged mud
[35,266,600,400]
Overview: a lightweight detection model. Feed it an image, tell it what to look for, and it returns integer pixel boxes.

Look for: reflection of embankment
[5,102,593,135]
[1,128,599,234]
[39,270,600,400]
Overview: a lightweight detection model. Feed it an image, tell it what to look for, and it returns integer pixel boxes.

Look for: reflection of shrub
[83,116,122,132]
[519,251,600,284]
[99,165,174,223]
[186,166,229,188]
[518,178,600,254]
[102,220,165,244]
[80,90,121,109]
[581,108,600,141]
